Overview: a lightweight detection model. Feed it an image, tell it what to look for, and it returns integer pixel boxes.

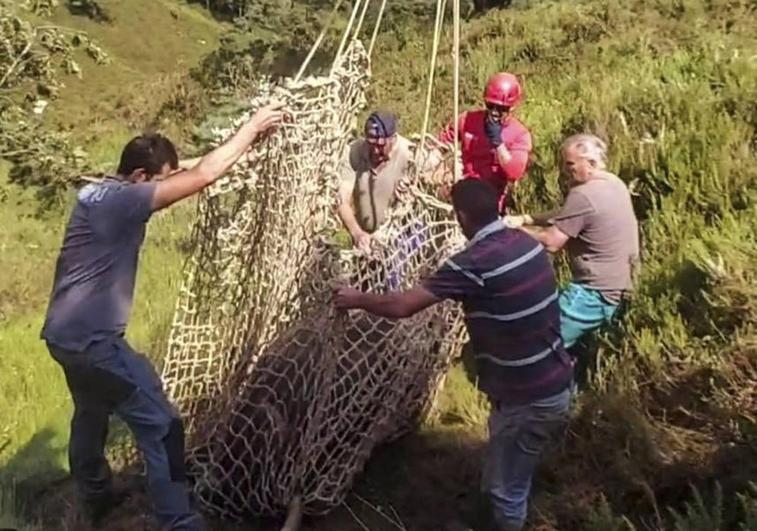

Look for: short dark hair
[451,178,499,227]
[117,133,178,176]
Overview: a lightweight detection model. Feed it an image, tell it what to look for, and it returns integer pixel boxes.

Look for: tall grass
[0,481,40,531]
[366,0,755,526]
[0,0,754,528]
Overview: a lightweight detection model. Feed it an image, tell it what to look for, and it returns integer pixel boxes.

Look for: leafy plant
[0,0,108,204]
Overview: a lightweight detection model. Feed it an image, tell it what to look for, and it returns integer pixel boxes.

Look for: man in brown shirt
[508,133,639,348]
[337,111,413,251]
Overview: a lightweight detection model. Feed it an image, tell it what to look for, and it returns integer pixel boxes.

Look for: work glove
[484,118,503,147]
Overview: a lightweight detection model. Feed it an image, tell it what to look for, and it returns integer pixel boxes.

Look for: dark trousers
[48,336,205,530]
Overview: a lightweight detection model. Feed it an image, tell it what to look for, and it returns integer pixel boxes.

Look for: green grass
[0,169,193,484]
[45,0,226,166]
[1,0,756,529]
[0,0,210,485]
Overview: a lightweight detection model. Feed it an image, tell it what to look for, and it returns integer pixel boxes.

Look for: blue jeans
[385,221,428,291]
[482,388,571,531]
[48,337,205,530]
[559,282,620,349]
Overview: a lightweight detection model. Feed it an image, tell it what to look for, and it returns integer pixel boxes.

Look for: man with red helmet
[437,72,532,213]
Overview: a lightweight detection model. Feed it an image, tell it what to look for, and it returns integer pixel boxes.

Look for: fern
[584,495,637,531]
[670,484,723,531]
[738,483,757,531]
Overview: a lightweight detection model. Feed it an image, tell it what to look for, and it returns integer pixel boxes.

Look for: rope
[295,0,348,82]
[415,0,447,176]
[332,0,367,75]
[353,0,373,45]
[367,0,388,58]
[453,0,461,181]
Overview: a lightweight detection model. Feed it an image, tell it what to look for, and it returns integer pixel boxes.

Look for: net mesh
[161,41,466,520]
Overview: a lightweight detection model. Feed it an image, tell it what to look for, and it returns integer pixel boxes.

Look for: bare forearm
[351,292,410,318]
[521,225,567,253]
[521,225,546,243]
[337,202,363,237]
[151,123,261,211]
[195,121,260,181]
[530,208,561,226]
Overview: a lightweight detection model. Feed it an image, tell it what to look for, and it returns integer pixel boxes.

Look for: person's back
[563,170,639,295]
[42,179,155,351]
[334,179,573,531]
[424,221,572,405]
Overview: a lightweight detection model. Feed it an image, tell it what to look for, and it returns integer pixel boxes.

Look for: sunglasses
[486,102,511,114]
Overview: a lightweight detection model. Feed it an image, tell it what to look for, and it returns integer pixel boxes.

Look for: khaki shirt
[552,171,640,299]
[338,135,413,233]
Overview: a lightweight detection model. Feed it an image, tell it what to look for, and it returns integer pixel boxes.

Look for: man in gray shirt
[41,103,283,529]
[508,133,639,349]
[337,111,413,251]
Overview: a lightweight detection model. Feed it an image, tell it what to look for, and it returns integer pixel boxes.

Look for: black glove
[484,118,503,147]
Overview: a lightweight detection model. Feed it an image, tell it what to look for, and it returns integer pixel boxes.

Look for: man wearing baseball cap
[337,111,417,252]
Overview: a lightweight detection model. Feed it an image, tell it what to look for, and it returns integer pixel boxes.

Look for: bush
[0,0,107,204]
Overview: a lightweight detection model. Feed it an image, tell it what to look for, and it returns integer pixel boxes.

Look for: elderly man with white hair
[506,133,639,350]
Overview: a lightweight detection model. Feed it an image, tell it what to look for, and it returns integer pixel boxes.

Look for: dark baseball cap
[364,111,398,139]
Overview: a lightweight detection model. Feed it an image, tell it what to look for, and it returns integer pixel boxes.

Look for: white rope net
[161,42,466,520]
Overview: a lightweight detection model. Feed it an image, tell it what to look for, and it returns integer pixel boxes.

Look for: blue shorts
[559,282,620,349]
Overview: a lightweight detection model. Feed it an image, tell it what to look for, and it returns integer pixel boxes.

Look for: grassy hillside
[46,0,224,163]
[362,0,757,528]
[0,0,755,529]
[0,0,220,485]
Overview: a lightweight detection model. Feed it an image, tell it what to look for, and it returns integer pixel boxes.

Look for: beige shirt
[552,171,640,299]
[338,135,413,233]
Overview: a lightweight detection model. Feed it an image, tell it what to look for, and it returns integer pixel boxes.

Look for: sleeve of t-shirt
[552,189,595,238]
[94,182,157,237]
[500,128,532,182]
[422,251,480,302]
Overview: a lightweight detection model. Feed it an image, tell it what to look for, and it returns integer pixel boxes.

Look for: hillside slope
[0,0,221,488]
[1,0,755,530]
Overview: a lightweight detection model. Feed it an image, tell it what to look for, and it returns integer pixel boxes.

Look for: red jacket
[438,110,532,201]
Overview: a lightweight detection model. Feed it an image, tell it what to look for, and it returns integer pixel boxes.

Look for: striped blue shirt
[424,220,573,405]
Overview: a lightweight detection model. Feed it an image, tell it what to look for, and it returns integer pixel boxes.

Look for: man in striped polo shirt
[334,179,573,531]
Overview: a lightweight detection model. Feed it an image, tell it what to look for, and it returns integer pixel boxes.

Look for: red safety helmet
[484,72,523,108]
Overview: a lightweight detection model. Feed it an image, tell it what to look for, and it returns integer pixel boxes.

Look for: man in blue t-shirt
[334,179,573,531]
[41,103,283,530]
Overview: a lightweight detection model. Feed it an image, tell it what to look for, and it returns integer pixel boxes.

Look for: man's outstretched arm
[151,102,284,212]
[521,225,569,253]
[334,286,441,319]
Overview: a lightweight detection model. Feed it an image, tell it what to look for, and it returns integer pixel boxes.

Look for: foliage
[0,0,754,529]
[0,0,108,204]
[21,0,58,17]
[583,495,636,531]
[67,0,113,23]
[364,0,756,527]
[194,0,342,95]
[0,481,40,531]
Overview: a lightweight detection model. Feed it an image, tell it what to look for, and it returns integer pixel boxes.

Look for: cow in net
[161,42,467,521]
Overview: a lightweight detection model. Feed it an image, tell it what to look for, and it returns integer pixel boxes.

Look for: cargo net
[161,41,466,520]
